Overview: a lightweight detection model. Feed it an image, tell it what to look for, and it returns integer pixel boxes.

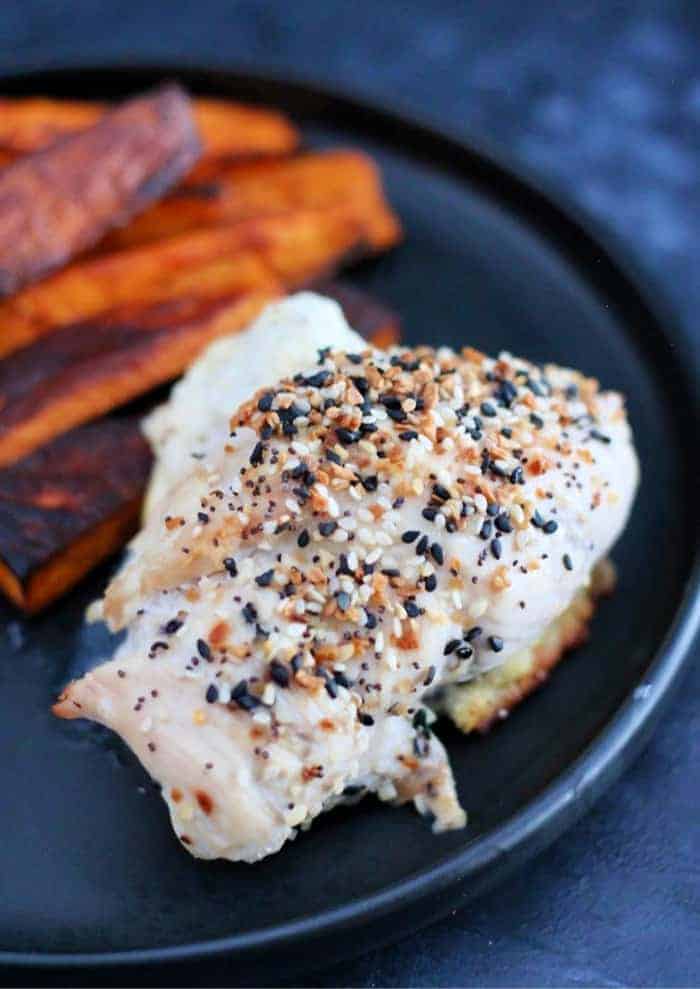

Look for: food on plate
[0,204,401,360]
[99,150,402,253]
[0,84,200,297]
[0,418,152,613]
[55,293,639,862]
[0,285,398,610]
[0,263,280,466]
[0,95,299,166]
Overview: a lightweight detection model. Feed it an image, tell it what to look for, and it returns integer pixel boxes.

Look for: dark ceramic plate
[1,66,698,985]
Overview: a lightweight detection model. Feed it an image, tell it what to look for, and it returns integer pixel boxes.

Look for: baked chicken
[55,294,638,862]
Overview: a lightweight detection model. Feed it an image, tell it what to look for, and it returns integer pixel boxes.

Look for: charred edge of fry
[0,418,153,613]
[0,83,201,297]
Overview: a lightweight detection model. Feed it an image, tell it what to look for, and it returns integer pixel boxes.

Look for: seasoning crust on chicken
[55,294,638,863]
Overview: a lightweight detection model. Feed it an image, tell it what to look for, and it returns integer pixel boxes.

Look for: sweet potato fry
[0,206,382,358]
[0,283,400,612]
[0,418,152,613]
[100,150,402,253]
[0,84,201,296]
[0,95,298,161]
[0,263,280,467]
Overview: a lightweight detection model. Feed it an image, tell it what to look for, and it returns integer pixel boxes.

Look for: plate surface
[1,66,698,980]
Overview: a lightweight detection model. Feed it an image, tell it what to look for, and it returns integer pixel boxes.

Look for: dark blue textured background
[2,2,699,985]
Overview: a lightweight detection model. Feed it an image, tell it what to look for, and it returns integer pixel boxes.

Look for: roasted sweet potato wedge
[0,417,153,614]
[0,264,280,467]
[0,84,201,296]
[0,206,385,358]
[0,95,298,162]
[100,150,402,253]
[0,283,400,612]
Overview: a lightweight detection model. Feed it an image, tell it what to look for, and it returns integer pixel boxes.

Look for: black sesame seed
[501,427,513,439]
[235,692,261,712]
[387,407,407,422]
[197,638,212,661]
[205,684,219,704]
[164,618,183,634]
[365,611,378,630]
[495,513,513,533]
[479,520,493,540]
[480,402,497,417]
[424,574,437,592]
[590,429,611,444]
[381,568,400,578]
[362,474,378,492]
[422,507,438,522]
[424,665,436,687]
[456,644,473,660]
[488,636,504,652]
[529,413,544,430]
[333,670,353,689]
[336,427,361,445]
[223,557,238,577]
[416,534,429,555]
[327,450,342,465]
[297,529,310,548]
[430,542,444,566]
[197,511,209,524]
[465,626,483,642]
[563,553,573,571]
[433,483,450,501]
[291,653,303,672]
[358,712,375,726]
[304,369,332,387]
[399,430,419,441]
[486,503,499,517]
[404,600,421,618]
[324,678,339,699]
[531,510,545,528]
[510,465,525,485]
[242,602,257,623]
[319,520,337,537]
[402,530,420,543]
[255,569,274,587]
[270,660,290,687]
[336,591,351,612]
[443,638,461,656]
[491,538,502,559]
[250,441,264,466]
[543,520,558,535]
[257,392,274,412]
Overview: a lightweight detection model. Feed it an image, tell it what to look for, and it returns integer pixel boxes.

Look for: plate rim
[1,61,698,971]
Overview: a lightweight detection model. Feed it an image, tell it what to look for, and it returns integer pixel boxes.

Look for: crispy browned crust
[0,84,201,297]
[0,205,395,359]
[0,418,152,613]
[98,150,402,254]
[0,96,299,163]
[0,284,400,612]
[442,560,617,734]
[0,270,280,467]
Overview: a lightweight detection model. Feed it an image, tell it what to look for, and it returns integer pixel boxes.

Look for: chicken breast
[55,293,638,862]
